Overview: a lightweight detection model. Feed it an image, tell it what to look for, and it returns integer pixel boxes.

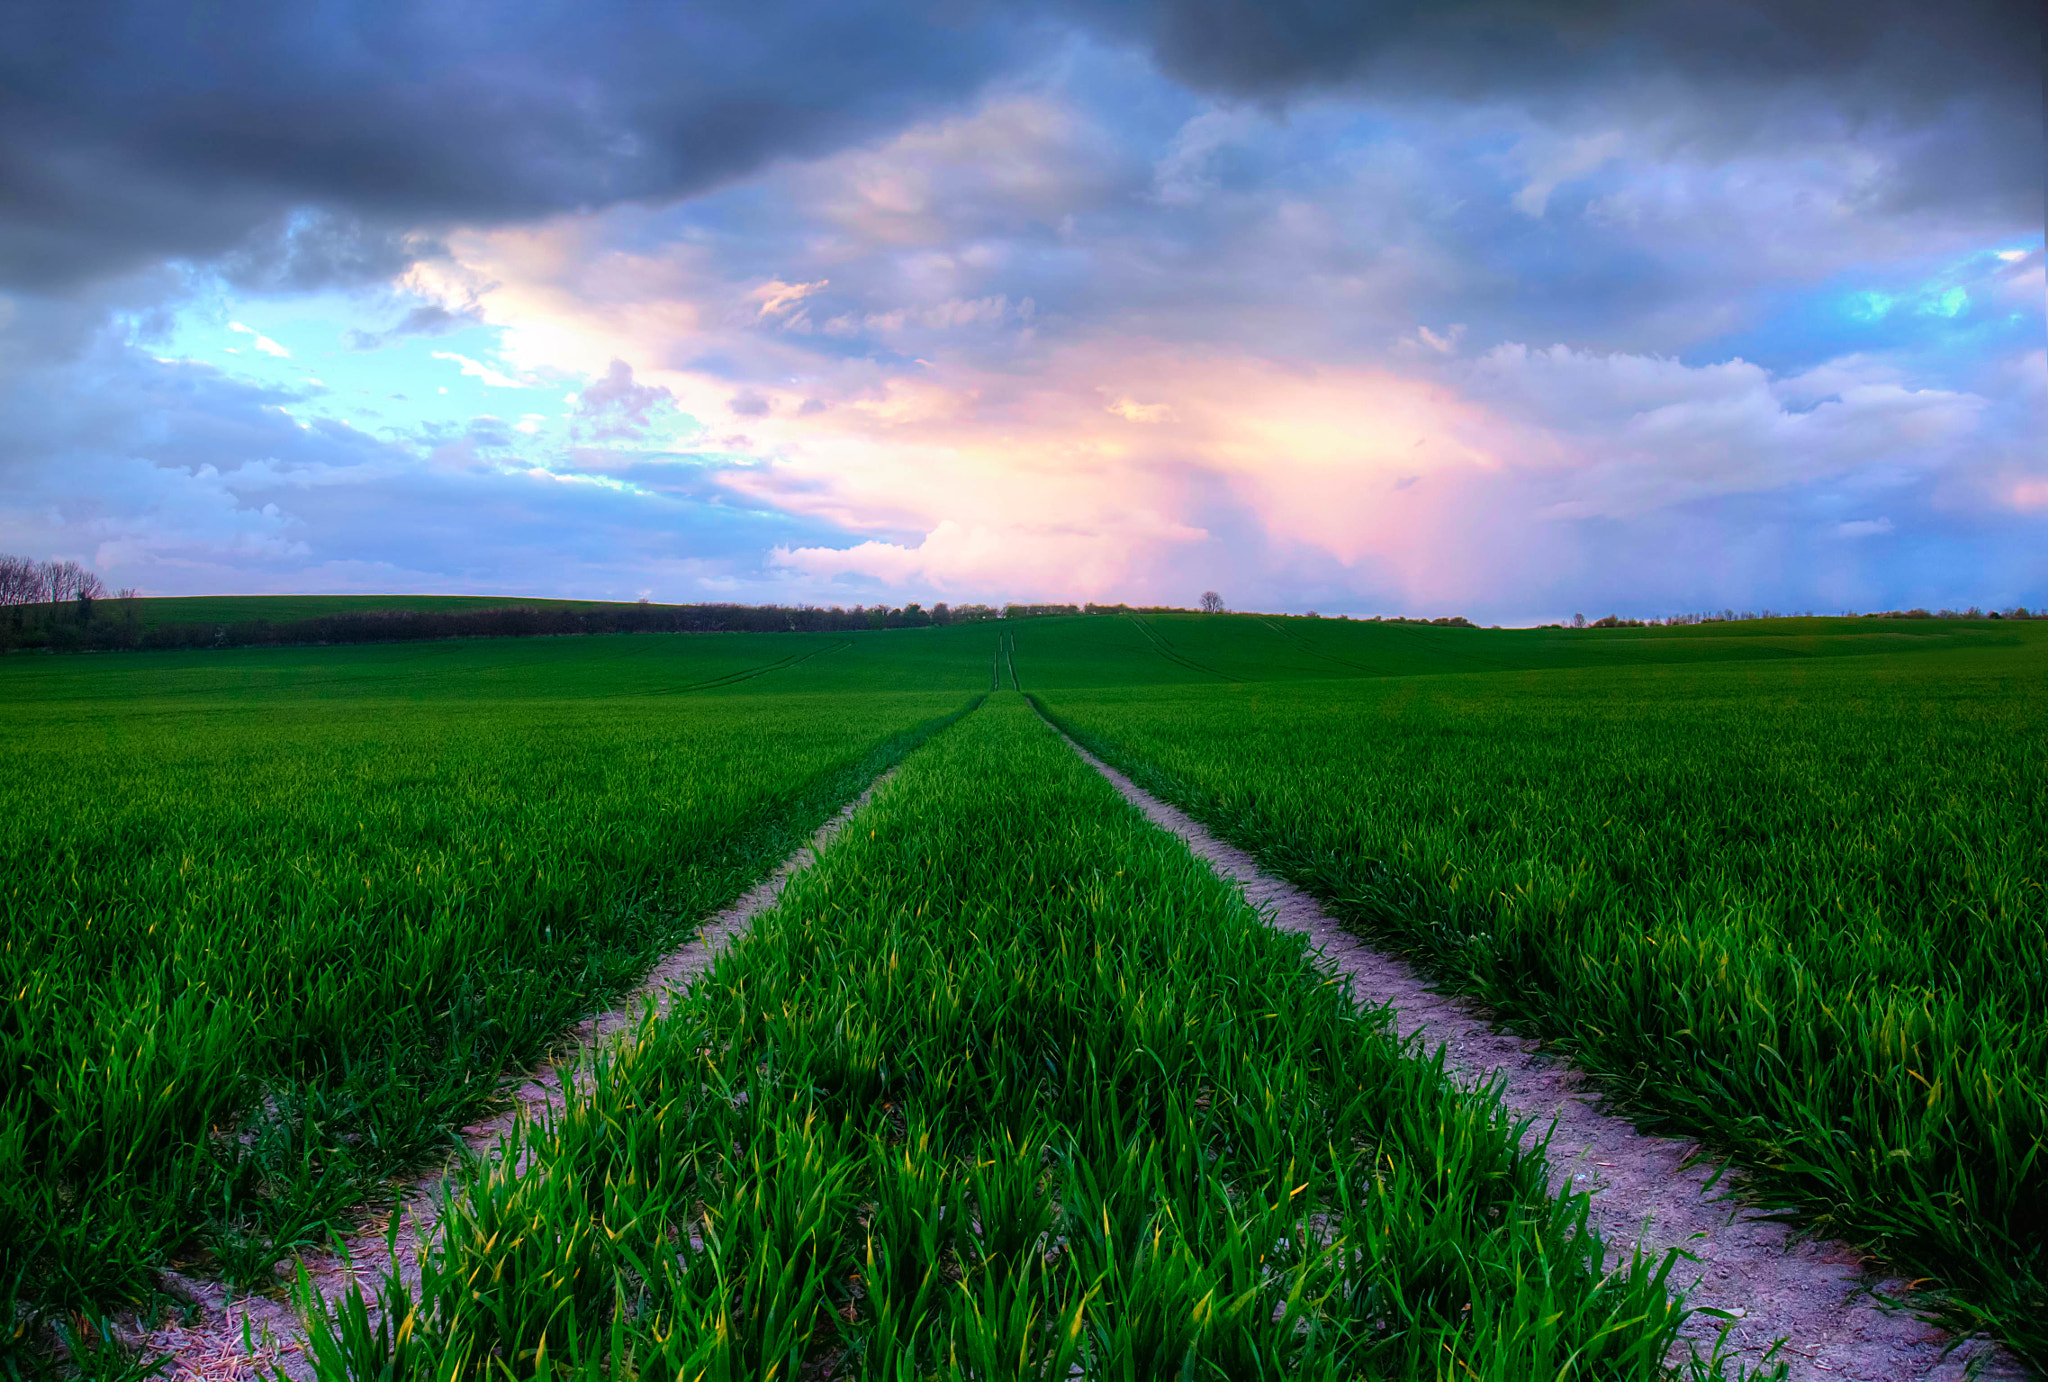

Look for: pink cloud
[397,94,2021,610]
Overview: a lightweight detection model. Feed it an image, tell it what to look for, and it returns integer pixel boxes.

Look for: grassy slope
[1010,610,2018,686]
[0,632,989,1342]
[1028,617,2048,1367]
[0,623,1018,704]
[309,696,1708,1381]
[0,630,853,703]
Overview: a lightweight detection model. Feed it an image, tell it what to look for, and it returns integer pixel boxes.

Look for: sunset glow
[1,0,2039,619]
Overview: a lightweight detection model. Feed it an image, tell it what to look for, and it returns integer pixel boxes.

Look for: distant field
[122,592,633,630]
[4,610,2043,1374]
[1011,609,2016,687]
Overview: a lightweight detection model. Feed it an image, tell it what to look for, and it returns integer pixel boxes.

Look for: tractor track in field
[1257,616,1383,677]
[1036,706,2027,1382]
[132,766,903,1382]
[649,637,851,694]
[1123,613,1239,682]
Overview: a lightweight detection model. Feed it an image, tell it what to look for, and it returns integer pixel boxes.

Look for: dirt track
[134,768,901,1382]
[1048,721,2026,1382]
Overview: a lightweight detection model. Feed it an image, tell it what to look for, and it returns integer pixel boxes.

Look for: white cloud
[1836,517,1895,538]
[1104,394,1174,423]
[1153,107,1261,207]
[430,350,523,388]
[1459,344,1987,519]
[1399,323,1467,356]
[228,321,291,357]
[750,278,829,320]
[1513,130,1625,218]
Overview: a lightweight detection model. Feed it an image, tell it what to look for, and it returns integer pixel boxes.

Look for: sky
[1,0,2041,623]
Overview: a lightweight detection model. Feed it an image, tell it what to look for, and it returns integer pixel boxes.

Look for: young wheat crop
[1037,632,2048,1367]
[307,695,1714,1379]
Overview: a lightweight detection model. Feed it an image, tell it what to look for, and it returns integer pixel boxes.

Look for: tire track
[1032,701,2025,1382]
[649,637,849,694]
[133,765,907,1382]
[1255,616,1382,676]
[1124,614,1238,682]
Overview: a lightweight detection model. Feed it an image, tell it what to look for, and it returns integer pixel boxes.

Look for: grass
[0,623,1029,706]
[1032,621,2048,1368]
[8,609,2039,1375]
[304,695,1719,1380]
[0,632,991,1364]
[1010,611,2019,687]
[0,630,855,704]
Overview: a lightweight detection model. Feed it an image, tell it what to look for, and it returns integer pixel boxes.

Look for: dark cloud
[216,210,436,294]
[345,301,484,351]
[1115,0,2036,107]
[0,0,1035,290]
[1081,0,2043,241]
[6,0,2032,298]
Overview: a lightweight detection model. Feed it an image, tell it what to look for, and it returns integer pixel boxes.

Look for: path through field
[1040,709,2028,1382]
[136,767,902,1382]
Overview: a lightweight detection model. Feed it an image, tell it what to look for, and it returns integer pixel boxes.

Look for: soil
[133,768,901,1382]
[1052,726,2028,1382]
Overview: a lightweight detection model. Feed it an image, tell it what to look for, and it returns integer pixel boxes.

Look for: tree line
[1544,606,2042,629]
[0,553,1248,654]
[0,554,127,611]
[0,582,1027,657]
[0,554,139,646]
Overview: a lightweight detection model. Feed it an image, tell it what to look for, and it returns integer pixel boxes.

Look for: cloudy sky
[2,0,2041,622]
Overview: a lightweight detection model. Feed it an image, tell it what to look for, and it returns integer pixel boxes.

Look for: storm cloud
[3,0,2035,290]
[0,0,1036,287]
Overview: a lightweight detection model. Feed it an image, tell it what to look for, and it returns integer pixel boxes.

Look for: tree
[0,553,39,611]
[1200,591,1225,613]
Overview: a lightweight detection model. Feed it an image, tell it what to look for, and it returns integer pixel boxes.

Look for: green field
[1027,616,2048,1367]
[0,631,989,1343]
[309,696,1694,1379]
[118,593,637,631]
[4,613,2043,1375]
